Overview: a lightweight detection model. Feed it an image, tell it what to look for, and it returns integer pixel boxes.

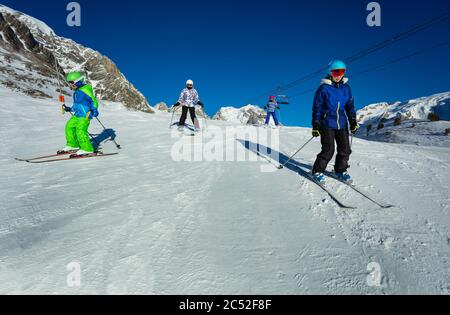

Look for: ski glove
[88,109,99,120]
[62,105,72,113]
[312,122,321,138]
[350,122,360,134]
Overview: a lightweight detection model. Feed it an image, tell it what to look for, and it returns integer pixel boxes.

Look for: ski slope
[1,87,449,294]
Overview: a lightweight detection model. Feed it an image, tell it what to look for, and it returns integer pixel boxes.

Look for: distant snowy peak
[356,91,450,147]
[0,4,153,112]
[213,105,266,125]
[357,92,450,126]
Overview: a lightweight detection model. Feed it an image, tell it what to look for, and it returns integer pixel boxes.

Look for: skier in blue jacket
[264,95,280,127]
[311,61,359,184]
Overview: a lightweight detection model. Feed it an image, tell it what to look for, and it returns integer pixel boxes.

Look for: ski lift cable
[283,10,450,93]
[344,10,450,64]
[287,38,450,100]
[245,9,450,105]
[350,38,450,78]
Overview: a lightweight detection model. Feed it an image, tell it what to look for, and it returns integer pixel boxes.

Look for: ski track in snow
[0,88,449,294]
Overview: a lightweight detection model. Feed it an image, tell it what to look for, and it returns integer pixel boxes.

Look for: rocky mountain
[213,105,267,125]
[154,102,168,111]
[0,4,153,113]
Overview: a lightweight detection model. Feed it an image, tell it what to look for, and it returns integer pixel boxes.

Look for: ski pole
[169,105,181,129]
[95,117,122,149]
[204,116,208,131]
[85,111,101,149]
[278,137,314,170]
[202,107,208,131]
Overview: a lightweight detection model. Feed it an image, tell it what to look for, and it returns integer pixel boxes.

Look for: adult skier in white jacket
[173,80,204,131]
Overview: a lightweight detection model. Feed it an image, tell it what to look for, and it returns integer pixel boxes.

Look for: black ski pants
[312,129,352,174]
[179,106,197,126]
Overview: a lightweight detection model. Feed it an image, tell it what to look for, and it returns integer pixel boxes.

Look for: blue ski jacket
[312,77,356,130]
[72,82,99,119]
[264,101,280,113]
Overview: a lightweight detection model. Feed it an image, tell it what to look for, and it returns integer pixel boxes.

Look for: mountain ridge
[0,4,153,113]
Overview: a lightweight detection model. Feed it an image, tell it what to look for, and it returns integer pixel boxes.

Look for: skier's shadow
[89,129,117,150]
[236,139,314,174]
[238,140,344,180]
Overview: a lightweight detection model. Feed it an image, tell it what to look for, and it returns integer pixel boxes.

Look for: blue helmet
[328,60,347,75]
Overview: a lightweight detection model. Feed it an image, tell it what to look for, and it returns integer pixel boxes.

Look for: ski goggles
[67,76,85,86]
[331,69,346,77]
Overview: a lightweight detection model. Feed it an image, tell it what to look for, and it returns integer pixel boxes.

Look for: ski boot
[335,172,353,184]
[57,146,79,155]
[74,150,95,157]
[312,173,326,185]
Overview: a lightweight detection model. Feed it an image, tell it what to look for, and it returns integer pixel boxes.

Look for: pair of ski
[294,165,394,210]
[256,151,393,209]
[15,151,118,164]
[176,125,201,137]
[178,128,199,137]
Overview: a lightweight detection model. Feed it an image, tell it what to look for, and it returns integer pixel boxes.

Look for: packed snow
[1,87,450,294]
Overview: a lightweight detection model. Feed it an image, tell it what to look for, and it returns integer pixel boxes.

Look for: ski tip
[15,158,32,163]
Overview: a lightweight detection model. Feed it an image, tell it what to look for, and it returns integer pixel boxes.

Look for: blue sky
[3,0,450,126]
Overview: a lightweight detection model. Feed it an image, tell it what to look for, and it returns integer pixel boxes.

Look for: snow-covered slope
[357,92,450,147]
[1,87,450,294]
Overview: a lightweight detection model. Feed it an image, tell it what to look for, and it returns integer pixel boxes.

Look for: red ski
[15,151,77,162]
[26,152,119,164]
